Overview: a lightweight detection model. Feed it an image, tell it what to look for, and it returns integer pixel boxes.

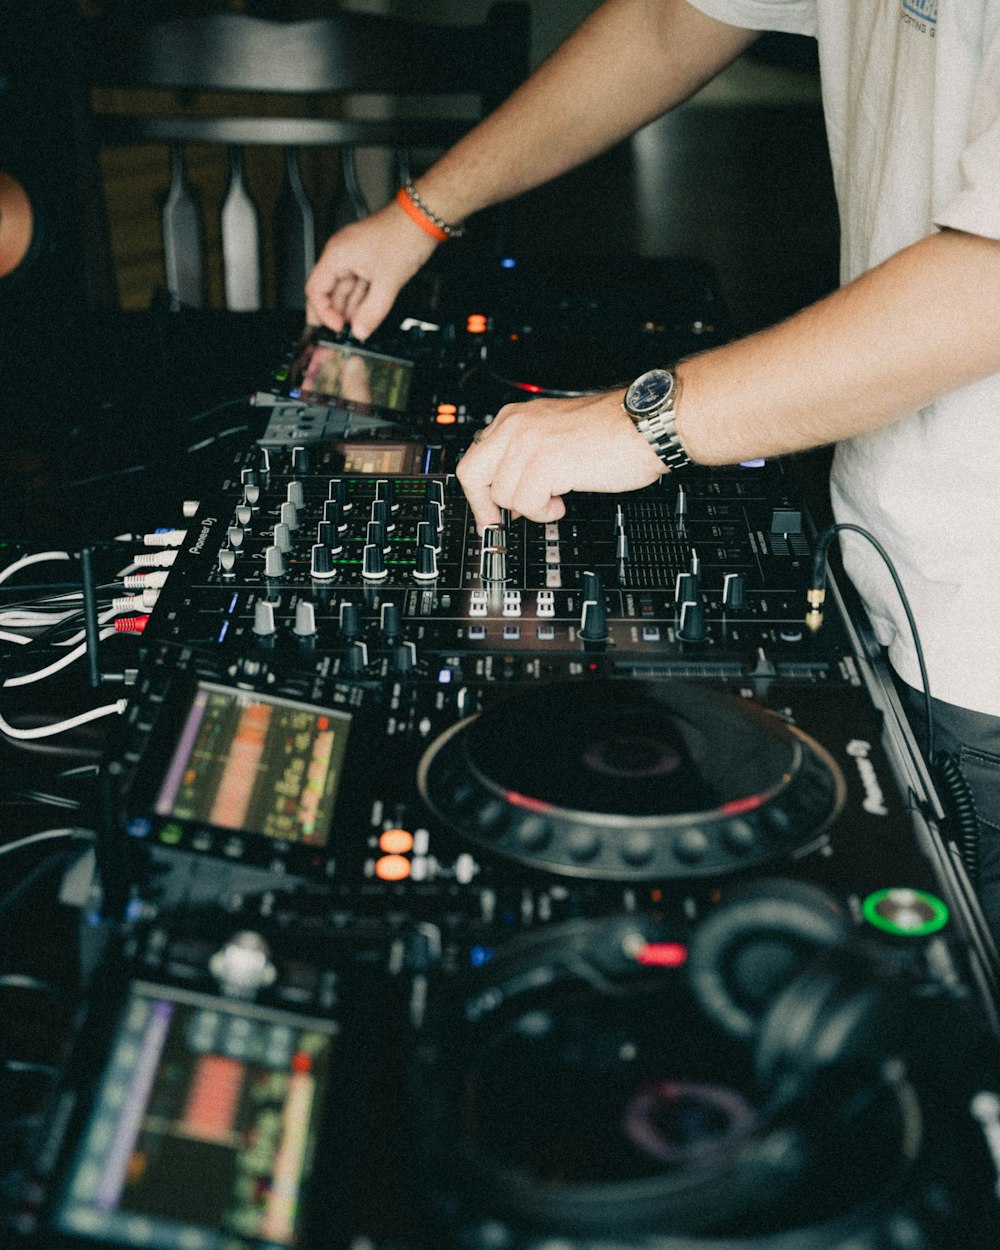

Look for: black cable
[807,522,983,885]
[0,848,82,923]
[186,394,251,425]
[932,751,980,885]
[807,522,934,757]
[186,423,251,454]
[2,789,81,812]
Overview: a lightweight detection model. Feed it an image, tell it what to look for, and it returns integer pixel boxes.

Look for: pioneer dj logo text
[189,517,218,556]
[846,740,889,816]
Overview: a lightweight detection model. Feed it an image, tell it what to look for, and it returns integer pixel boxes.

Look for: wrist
[395,179,466,243]
[621,366,694,473]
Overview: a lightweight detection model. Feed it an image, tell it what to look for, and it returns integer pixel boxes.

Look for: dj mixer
[8,266,1000,1250]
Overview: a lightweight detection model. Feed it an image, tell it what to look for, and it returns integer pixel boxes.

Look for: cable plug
[122,570,170,590]
[114,615,150,634]
[142,529,187,548]
[133,551,178,569]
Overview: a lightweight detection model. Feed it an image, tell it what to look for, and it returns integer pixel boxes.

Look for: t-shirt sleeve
[685,0,817,38]
[933,19,1000,240]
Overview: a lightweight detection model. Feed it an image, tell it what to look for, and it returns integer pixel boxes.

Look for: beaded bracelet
[395,179,465,241]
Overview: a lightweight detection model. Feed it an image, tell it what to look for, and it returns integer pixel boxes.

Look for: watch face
[626,369,674,416]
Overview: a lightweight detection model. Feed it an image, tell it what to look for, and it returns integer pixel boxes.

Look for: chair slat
[220,147,261,312]
[161,145,204,310]
[274,148,315,312]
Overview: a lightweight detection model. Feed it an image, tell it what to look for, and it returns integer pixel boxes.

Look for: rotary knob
[416,520,440,554]
[339,602,361,638]
[380,601,403,639]
[367,520,391,554]
[370,499,394,532]
[252,599,277,638]
[375,478,398,511]
[290,445,311,474]
[272,522,292,555]
[328,478,351,511]
[362,543,388,581]
[316,520,343,555]
[343,639,369,675]
[392,641,418,673]
[310,543,336,580]
[279,501,299,532]
[263,545,285,578]
[293,599,318,637]
[413,543,439,581]
[675,571,699,603]
[286,480,305,509]
[579,571,608,641]
[678,598,707,642]
[324,498,347,531]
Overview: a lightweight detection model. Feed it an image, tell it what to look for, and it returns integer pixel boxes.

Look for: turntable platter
[417,680,844,880]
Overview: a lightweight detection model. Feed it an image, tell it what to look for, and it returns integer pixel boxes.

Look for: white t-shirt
[687,0,1000,715]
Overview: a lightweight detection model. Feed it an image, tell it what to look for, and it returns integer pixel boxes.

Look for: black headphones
[408,880,1000,1250]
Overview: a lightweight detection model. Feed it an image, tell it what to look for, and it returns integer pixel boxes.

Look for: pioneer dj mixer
[10,273,1000,1250]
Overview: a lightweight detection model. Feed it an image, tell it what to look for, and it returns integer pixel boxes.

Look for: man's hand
[455,390,666,532]
[305,201,439,341]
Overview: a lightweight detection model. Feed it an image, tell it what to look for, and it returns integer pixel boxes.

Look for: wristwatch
[622,367,692,471]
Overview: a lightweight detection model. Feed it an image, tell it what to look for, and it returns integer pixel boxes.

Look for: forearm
[678,229,1000,463]
[415,0,756,224]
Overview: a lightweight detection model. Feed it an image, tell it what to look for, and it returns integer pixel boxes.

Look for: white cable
[0,698,127,740]
[0,631,31,646]
[57,608,118,648]
[0,551,71,586]
[0,609,78,627]
[0,827,95,859]
[4,628,117,687]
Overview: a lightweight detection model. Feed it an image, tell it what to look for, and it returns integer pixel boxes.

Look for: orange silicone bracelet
[395,186,450,242]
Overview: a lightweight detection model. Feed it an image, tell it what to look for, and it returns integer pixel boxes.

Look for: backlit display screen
[154,683,352,848]
[287,339,413,412]
[53,983,337,1249]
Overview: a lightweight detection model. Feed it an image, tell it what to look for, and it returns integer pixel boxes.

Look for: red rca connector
[114,614,150,633]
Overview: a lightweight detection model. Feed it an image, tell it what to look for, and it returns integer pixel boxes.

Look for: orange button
[375,854,411,881]
[379,828,414,855]
[466,314,487,333]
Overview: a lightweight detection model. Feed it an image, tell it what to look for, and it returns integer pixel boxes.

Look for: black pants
[895,676,1000,944]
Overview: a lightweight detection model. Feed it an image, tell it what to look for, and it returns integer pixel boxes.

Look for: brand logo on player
[846,740,889,816]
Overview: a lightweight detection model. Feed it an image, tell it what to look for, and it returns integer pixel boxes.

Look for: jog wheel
[418,679,845,880]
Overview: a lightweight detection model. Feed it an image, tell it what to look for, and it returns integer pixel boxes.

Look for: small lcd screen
[154,683,352,848]
[287,340,413,412]
[53,983,337,1249]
